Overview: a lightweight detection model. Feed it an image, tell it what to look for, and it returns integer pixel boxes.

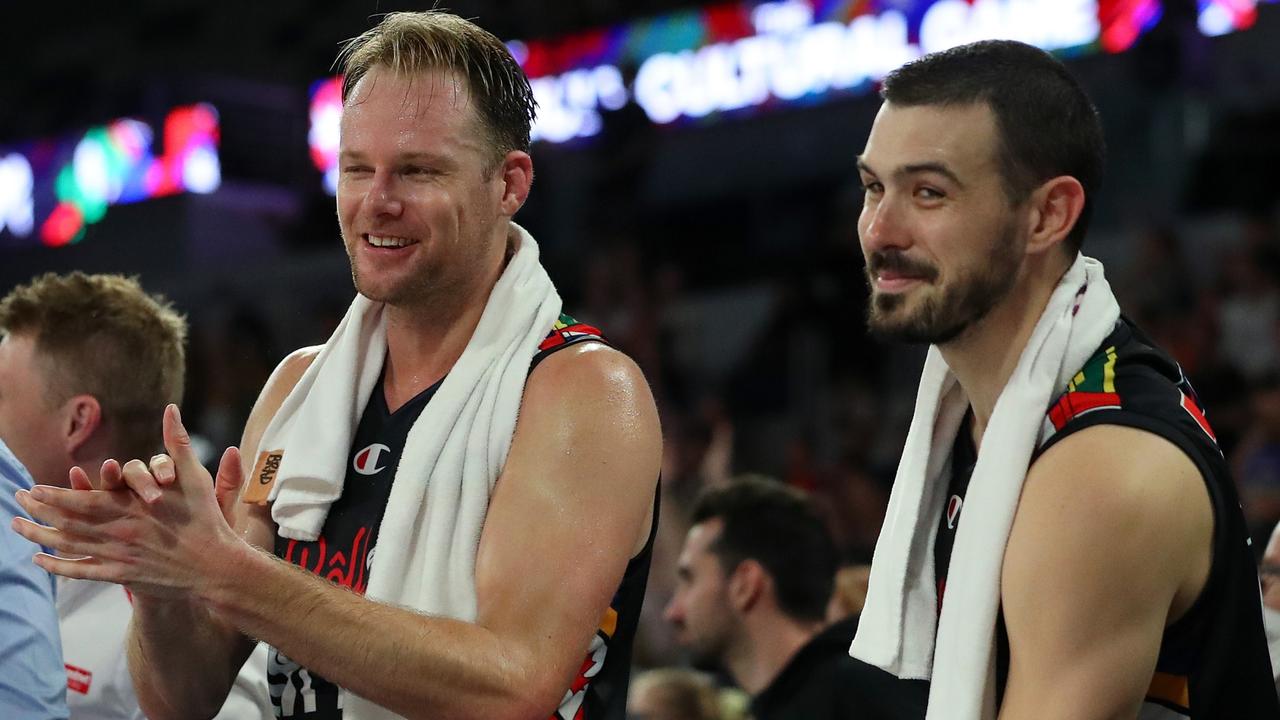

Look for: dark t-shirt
[268,314,655,720]
[934,317,1280,718]
[749,617,928,720]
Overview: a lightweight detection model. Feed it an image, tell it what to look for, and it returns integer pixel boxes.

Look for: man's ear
[62,394,102,456]
[497,150,533,217]
[727,559,769,614]
[1024,175,1086,257]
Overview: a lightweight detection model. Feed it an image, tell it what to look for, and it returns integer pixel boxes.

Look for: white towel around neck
[256,223,562,720]
[851,254,1120,720]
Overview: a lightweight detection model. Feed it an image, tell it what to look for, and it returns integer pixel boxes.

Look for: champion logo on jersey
[946,495,963,529]
[352,443,391,475]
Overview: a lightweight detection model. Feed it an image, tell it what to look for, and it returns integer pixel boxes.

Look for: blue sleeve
[0,442,68,719]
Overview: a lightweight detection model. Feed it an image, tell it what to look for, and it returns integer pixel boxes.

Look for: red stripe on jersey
[1048,391,1122,430]
[538,323,604,352]
[1180,392,1218,443]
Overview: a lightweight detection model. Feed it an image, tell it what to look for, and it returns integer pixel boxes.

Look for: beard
[673,605,738,673]
[683,627,733,674]
[343,233,438,307]
[865,221,1022,345]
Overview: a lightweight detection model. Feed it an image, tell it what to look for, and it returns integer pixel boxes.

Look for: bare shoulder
[524,342,651,406]
[520,342,660,445]
[267,346,324,405]
[1008,423,1213,622]
[1021,424,1210,540]
[473,344,660,701]
[505,342,661,553]
[232,346,321,543]
[997,425,1217,715]
[240,345,322,457]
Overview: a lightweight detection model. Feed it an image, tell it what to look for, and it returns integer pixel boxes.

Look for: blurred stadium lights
[303,0,1275,194]
[0,104,220,248]
[2,0,1272,223]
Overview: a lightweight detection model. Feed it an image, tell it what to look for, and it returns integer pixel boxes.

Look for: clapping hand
[12,405,246,600]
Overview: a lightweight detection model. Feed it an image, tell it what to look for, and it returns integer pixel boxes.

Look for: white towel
[851,254,1120,720]
[258,223,562,720]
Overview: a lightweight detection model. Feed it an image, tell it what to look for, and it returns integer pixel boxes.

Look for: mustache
[866,250,939,282]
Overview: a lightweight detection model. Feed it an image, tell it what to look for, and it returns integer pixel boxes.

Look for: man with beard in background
[665,476,926,719]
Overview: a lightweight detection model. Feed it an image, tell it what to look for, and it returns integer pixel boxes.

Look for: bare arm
[32,342,655,719]
[997,425,1213,720]
[192,344,659,719]
[127,348,318,718]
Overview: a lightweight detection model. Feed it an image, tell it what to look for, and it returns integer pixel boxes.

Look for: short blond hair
[631,668,723,720]
[0,272,187,460]
[338,11,537,171]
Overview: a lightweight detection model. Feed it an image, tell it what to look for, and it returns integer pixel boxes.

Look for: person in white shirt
[0,272,271,719]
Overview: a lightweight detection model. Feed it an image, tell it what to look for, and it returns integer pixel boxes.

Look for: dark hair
[338,11,538,174]
[691,475,837,623]
[0,272,187,460]
[881,39,1105,253]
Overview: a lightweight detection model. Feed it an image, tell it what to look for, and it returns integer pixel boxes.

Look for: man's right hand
[12,404,248,601]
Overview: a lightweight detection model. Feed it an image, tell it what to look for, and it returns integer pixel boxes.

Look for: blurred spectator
[1258,518,1280,692]
[627,668,740,720]
[189,304,280,452]
[1120,224,1196,323]
[663,476,926,719]
[1235,373,1280,539]
[1216,247,1280,381]
[818,460,889,561]
[0,273,270,720]
[0,440,67,720]
[634,404,735,667]
[1119,225,1210,374]
[826,564,873,624]
[783,437,819,493]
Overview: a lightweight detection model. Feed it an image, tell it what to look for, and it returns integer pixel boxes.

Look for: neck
[58,450,110,490]
[726,613,824,697]
[381,224,513,411]
[938,256,1071,444]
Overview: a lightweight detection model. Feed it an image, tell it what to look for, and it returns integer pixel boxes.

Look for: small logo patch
[242,450,284,505]
[946,495,964,530]
[1180,391,1218,443]
[353,443,391,476]
[66,664,92,695]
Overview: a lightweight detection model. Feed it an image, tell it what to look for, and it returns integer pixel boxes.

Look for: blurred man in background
[1,439,66,719]
[0,272,270,719]
[664,475,926,719]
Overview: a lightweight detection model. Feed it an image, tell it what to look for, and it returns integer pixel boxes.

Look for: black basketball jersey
[935,317,1279,719]
[268,314,655,720]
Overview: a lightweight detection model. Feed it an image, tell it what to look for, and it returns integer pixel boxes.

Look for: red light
[40,202,83,247]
